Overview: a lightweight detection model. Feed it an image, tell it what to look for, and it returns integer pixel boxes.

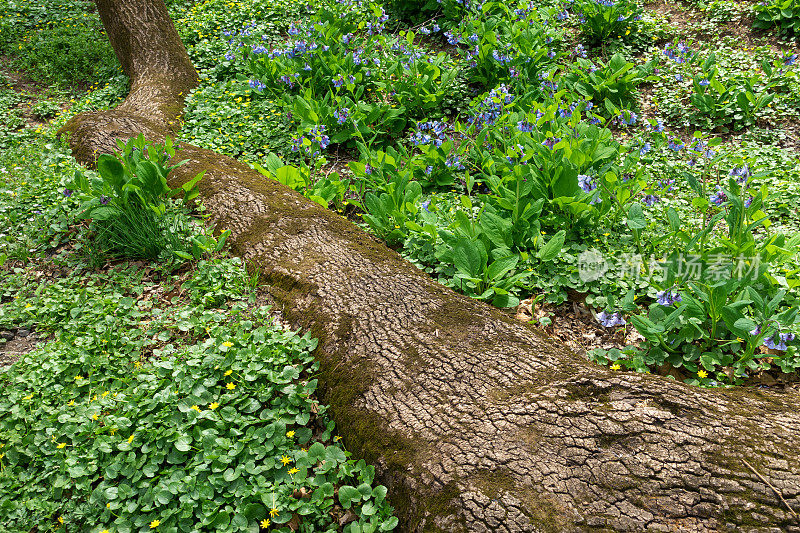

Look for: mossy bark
[59,1,800,531]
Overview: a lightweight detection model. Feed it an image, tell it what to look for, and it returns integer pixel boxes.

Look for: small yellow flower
[269,508,279,518]
[57,443,66,449]
[280,455,292,466]
[286,430,295,438]
[697,370,708,379]
[134,361,141,368]
[150,519,160,528]
[106,503,111,508]
[288,467,299,475]
[74,375,84,381]
[67,400,75,406]
[610,363,621,371]
[221,341,233,348]
[102,391,109,398]
[209,402,220,410]
[226,382,236,390]
[128,435,134,444]
[260,519,270,528]
[58,516,64,524]
[92,414,99,421]
[23,393,34,400]
[191,405,201,412]
[101,529,110,533]
[224,370,233,376]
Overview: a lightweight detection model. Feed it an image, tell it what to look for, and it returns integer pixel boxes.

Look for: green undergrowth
[0,102,397,533]
[0,258,396,532]
[166,0,800,386]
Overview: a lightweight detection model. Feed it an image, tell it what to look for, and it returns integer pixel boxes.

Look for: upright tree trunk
[61,1,800,531]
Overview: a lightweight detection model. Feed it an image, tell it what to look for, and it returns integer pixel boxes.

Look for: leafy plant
[687,54,775,131]
[0,258,398,532]
[753,0,800,36]
[67,135,226,263]
[571,0,644,46]
[561,53,655,116]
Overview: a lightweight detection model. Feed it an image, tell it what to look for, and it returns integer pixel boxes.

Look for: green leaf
[626,203,646,230]
[175,435,192,452]
[537,230,565,262]
[453,237,484,278]
[338,485,361,509]
[486,254,519,281]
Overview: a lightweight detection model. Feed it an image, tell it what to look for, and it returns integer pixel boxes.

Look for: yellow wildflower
[288,467,299,475]
[74,375,84,381]
[226,382,236,390]
[58,516,64,524]
[67,400,75,406]
[697,370,708,379]
[221,341,233,348]
[150,519,160,528]
[610,363,621,371]
[269,508,279,517]
[191,405,201,412]
[56,443,66,449]
[280,455,292,466]
[92,414,99,421]
[286,430,295,438]
[260,519,270,528]
[209,402,220,410]
[128,435,134,444]
[224,370,233,376]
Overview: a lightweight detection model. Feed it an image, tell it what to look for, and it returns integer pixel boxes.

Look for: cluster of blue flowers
[597,311,626,328]
[469,84,515,128]
[291,125,330,158]
[662,41,693,64]
[656,289,682,306]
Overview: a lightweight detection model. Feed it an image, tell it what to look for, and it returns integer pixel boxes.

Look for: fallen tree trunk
[61,1,800,531]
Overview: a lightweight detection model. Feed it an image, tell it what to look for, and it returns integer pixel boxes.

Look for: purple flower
[578,174,596,193]
[597,311,626,328]
[656,289,681,306]
[698,79,710,87]
[99,196,110,205]
[517,121,534,132]
[63,188,73,197]
[710,189,727,206]
[763,334,787,351]
[542,137,560,149]
[642,194,660,206]
[364,164,373,175]
[333,107,350,125]
[420,199,431,212]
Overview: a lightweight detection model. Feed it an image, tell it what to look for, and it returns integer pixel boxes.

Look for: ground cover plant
[166,0,800,387]
[0,5,399,530]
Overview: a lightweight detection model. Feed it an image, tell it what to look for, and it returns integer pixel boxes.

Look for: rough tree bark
[60,1,800,531]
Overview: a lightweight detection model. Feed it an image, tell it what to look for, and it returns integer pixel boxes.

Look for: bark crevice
[60,1,800,531]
